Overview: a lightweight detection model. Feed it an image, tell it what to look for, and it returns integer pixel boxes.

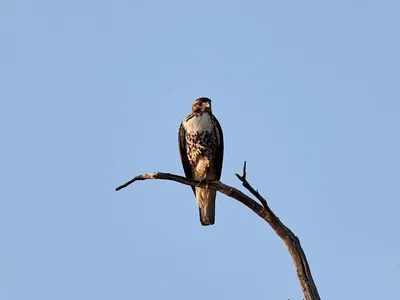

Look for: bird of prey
[178,97,224,226]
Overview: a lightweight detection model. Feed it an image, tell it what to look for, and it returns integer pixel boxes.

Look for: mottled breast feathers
[179,112,223,185]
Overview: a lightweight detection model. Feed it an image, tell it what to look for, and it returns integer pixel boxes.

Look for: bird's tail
[195,187,216,226]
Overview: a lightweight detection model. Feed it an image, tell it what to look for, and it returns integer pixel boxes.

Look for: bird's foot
[200,179,209,190]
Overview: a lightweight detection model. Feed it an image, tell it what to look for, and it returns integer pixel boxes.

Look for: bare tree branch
[116,172,266,219]
[115,162,321,300]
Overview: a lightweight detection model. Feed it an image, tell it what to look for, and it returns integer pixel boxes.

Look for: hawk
[178,97,224,226]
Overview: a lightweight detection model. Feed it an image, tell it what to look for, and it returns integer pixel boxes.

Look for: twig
[115,165,321,300]
[235,160,269,209]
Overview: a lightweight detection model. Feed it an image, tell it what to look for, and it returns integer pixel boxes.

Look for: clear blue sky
[1,1,399,299]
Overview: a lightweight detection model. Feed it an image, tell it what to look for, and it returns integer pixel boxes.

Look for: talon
[201,179,209,190]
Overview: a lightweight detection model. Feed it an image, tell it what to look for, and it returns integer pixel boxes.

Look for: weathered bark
[116,162,321,300]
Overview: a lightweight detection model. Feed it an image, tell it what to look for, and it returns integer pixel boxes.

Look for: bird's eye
[198,102,203,106]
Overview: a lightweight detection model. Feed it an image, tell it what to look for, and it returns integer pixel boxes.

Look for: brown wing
[178,123,195,194]
[212,115,224,180]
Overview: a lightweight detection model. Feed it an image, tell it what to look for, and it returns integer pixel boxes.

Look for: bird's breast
[183,113,213,133]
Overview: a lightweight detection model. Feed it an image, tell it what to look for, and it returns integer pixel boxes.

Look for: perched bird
[178,97,224,226]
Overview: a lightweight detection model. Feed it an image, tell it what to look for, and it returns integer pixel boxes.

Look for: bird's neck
[191,111,211,117]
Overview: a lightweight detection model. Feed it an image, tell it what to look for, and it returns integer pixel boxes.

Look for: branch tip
[242,161,247,179]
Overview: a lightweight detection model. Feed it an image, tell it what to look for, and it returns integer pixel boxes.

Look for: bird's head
[191,97,212,114]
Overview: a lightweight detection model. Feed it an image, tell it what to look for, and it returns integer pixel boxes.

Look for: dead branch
[115,162,321,300]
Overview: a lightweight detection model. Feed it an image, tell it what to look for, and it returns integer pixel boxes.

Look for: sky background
[1,0,400,299]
